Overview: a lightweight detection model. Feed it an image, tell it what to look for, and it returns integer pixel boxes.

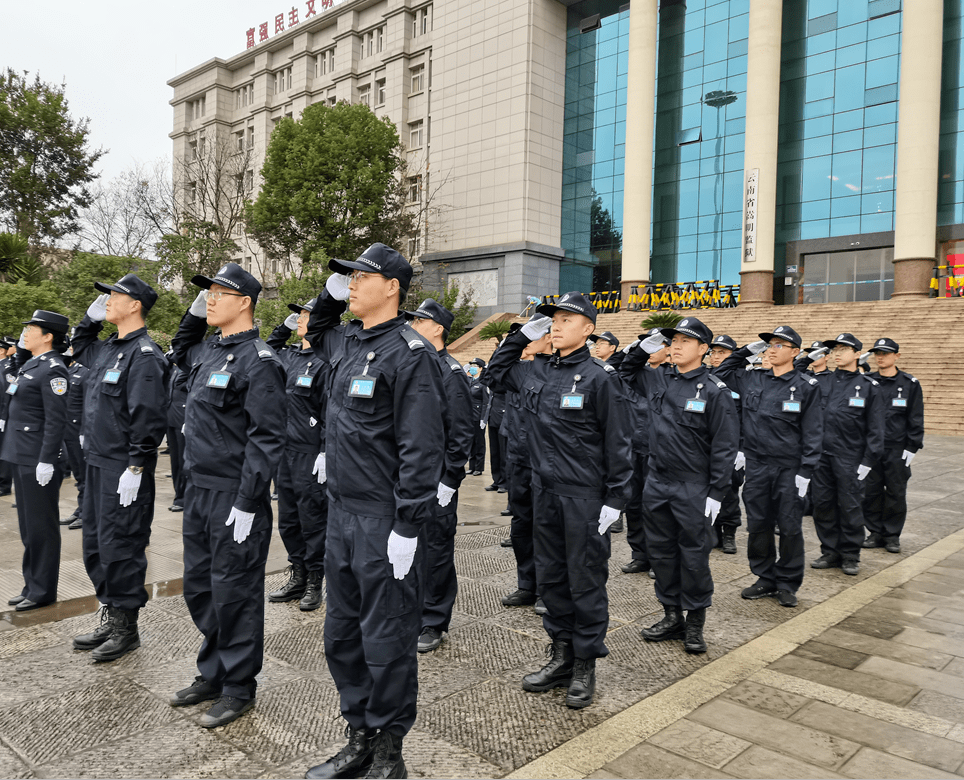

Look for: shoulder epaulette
[806,375,818,386]
[139,337,155,354]
[911,376,918,383]
[868,377,879,386]
[400,325,426,352]
[707,372,727,390]
[592,357,615,373]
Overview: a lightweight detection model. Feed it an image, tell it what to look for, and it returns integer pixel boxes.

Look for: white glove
[597,505,620,535]
[622,339,641,354]
[857,464,872,481]
[283,313,299,330]
[704,497,721,522]
[0,419,4,432]
[312,452,327,484]
[79,434,84,447]
[225,506,255,543]
[86,293,109,322]
[388,530,417,579]
[437,482,456,508]
[479,420,486,430]
[117,469,142,507]
[807,346,829,361]
[36,462,54,487]
[520,313,551,341]
[795,474,810,498]
[902,449,915,467]
[18,331,26,349]
[326,272,351,301]
[189,290,208,318]
[181,423,186,435]
[858,352,871,364]
[747,340,768,355]
[734,451,745,471]
[641,334,667,353]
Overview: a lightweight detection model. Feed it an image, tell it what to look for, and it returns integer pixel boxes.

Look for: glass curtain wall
[939,2,964,226]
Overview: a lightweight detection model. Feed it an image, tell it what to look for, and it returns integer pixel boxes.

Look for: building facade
[170,0,960,313]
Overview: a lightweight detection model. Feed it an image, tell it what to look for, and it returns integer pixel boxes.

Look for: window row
[355,64,427,107]
[188,97,206,120]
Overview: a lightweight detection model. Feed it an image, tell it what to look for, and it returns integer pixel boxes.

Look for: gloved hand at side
[388,531,417,579]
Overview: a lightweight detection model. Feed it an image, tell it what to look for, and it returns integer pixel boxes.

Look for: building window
[407,176,422,203]
[235,130,245,152]
[235,83,254,109]
[274,67,292,94]
[316,48,335,76]
[328,94,337,106]
[412,6,431,37]
[409,120,423,149]
[408,235,421,259]
[189,97,206,120]
[358,84,370,107]
[271,259,279,275]
[246,126,255,150]
[363,26,384,58]
[376,26,384,53]
[375,78,386,107]
[244,256,252,272]
[244,170,253,191]
[410,65,425,94]
[187,182,197,205]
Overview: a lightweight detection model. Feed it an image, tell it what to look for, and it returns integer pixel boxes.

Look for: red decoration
[259,22,269,41]
[289,6,299,25]
[306,0,316,16]
[275,13,285,33]
[246,27,256,48]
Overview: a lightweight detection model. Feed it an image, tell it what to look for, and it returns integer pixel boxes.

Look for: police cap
[759,325,802,348]
[94,273,159,314]
[536,291,597,324]
[404,297,454,332]
[23,310,69,334]
[710,334,737,351]
[869,337,899,353]
[469,357,486,367]
[823,332,862,351]
[192,262,262,307]
[288,297,317,315]
[329,243,413,296]
[589,331,619,348]
[661,316,713,345]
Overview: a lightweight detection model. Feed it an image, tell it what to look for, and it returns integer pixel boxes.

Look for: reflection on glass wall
[939,3,964,225]
[797,247,894,303]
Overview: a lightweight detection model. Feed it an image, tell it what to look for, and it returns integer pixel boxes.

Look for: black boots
[566,658,596,709]
[364,731,406,779]
[684,607,707,654]
[91,607,140,662]
[306,725,378,779]
[641,605,685,642]
[300,571,323,611]
[73,608,113,651]
[721,531,736,554]
[269,564,307,602]
[522,639,575,692]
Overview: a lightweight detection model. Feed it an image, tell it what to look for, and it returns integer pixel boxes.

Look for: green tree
[246,102,413,266]
[0,280,63,337]
[154,219,239,289]
[404,282,478,345]
[0,231,30,281]
[255,265,332,343]
[0,69,104,244]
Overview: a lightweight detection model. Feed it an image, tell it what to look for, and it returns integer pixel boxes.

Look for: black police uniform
[717,329,824,595]
[487,386,508,490]
[710,336,744,552]
[467,362,490,473]
[172,268,286,706]
[863,339,924,548]
[2,336,69,606]
[62,361,89,523]
[305,290,445,739]
[0,349,16,494]
[266,311,328,602]
[72,316,168,613]
[166,363,188,509]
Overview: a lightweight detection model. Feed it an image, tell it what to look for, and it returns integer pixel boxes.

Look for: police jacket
[617,346,738,502]
[0,356,15,422]
[172,311,287,515]
[167,365,188,429]
[0,349,69,467]
[65,363,90,434]
[306,292,446,538]
[468,375,491,422]
[487,388,507,429]
[608,350,646,456]
[818,368,886,465]
[488,355,531,464]
[267,323,327,455]
[437,348,474,490]
[487,331,634,510]
[717,348,824,478]
[867,369,924,453]
[72,318,169,471]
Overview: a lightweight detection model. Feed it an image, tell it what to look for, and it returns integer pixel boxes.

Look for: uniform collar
[768,368,795,381]
[674,364,707,380]
[113,326,149,343]
[347,314,406,340]
[835,368,860,379]
[215,328,260,346]
[545,344,592,367]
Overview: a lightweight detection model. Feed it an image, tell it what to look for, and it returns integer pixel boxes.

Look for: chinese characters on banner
[246,0,338,49]
[743,168,759,263]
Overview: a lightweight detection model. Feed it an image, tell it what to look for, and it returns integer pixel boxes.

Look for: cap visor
[329,258,373,275]
[191,275,215,290]
[534,303,559,318]
[93,281,121,295]
[869,346,896,353]
[760,332,800,347]
[288,302,310,314]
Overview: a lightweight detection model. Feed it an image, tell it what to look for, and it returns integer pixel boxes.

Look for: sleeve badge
[50,378,68,396]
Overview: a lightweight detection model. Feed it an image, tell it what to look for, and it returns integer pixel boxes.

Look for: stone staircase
[449,297,964,437]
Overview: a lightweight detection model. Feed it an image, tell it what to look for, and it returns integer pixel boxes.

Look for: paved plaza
[0,435,963,778]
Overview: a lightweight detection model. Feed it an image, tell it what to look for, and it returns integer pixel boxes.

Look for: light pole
[703,89,737,283]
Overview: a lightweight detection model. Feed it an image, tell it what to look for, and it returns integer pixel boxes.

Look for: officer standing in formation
[60,351,89,530]
[705,334,743,555]
[70,275,169,661]
[170,263,286,728]
[465,358,489,476]
[0,337,17,497]
[485,367,508,493]
[166,355,188,513]
[265,298,329,612]
[304,244,445,780]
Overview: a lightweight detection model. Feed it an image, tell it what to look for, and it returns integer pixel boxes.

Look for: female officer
[2,311,70,611]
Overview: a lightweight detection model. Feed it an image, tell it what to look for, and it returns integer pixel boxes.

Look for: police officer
[486,368,508,493]
[407,298,474,653]
[265,298,329,611]
[303,244,445,779]
[0,337,18,497]
[862,338,924,554]
[716,326,824,607]
[617,317,738,654]
[488,293,634,710]
[166,354,188,512]
[70,275,169,661]
[60,352,89,530]
[589,331,619,362]
[170,263,286,728]
[466,358,490,476]
[2,311,70,611]
[808,334,885,576]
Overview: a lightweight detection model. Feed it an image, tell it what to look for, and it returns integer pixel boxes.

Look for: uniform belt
[328,492,395,518]
[189,471,242,494]
[286,441,320,455]
[649,463,707,485]
[531,475,603,500]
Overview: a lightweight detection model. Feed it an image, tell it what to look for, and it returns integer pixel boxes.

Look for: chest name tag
[560,393,584,410]
[685,398,706,414]
[849,396,865,408]
[5,382,17,396]
[349,375,375,398]
[783,400,801,414]
[207,371,231,389]
[102,368,121,384]
[892,398,907,408]
[296,374,313,389]
[731,391,740,400]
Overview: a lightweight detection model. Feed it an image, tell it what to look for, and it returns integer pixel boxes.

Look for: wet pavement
[0,435,963,778]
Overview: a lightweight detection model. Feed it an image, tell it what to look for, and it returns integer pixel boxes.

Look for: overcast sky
[2,1,300,182]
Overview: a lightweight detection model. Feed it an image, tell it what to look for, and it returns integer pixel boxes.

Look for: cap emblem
[680,319,689,327]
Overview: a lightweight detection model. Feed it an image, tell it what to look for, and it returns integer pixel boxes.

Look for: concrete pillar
[738,0,783,307]
[620,0,659,305]
[892,0,944,298]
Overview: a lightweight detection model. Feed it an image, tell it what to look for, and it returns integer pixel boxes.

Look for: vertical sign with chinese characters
[743,168,759,263]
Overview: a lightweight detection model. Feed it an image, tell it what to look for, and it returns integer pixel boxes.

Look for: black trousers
[167,425,186,504]
[63,428,86,517]
[488,428,507,488]
[862,447,910,541]
[0,430,11,492]
[422,494,458,632]
[276,449,328,572]
[12,462,63,603]
[508,455,535,592]
[183,479,271,701]
[325,500,422,736]
[742,460,805,593]
[82,463,154,610]
[644,472,714,611]
[812,453,865,562]
[533,486,610,659]
[469,424,486,472]
[714,467,744,543]
[625,450,649,562]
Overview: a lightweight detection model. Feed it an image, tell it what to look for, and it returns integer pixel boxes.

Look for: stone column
[892,0,944,297]
[620,0,659,305]
[738,0,783,307]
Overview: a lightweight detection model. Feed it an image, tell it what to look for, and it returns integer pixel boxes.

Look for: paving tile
[790,700,963,773]
[901,578,964,598]
[926,606,964,627]
[768,654,919,706]
[893,626,964,658]
[602,742,736,780]
[857,656,964,701]
[688,699,859,769]
[907,689,964,724]
[0,740,30,780]
[850,605,964,640]
[838,747,962,780]
[942,656,964,679]
[834,614,904,640]
[721,679,811,718]
[792,640,868,670]
[648,718,751,769]
[721,744,846,779]
[815,627,953,670]
[873,594,937,618]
